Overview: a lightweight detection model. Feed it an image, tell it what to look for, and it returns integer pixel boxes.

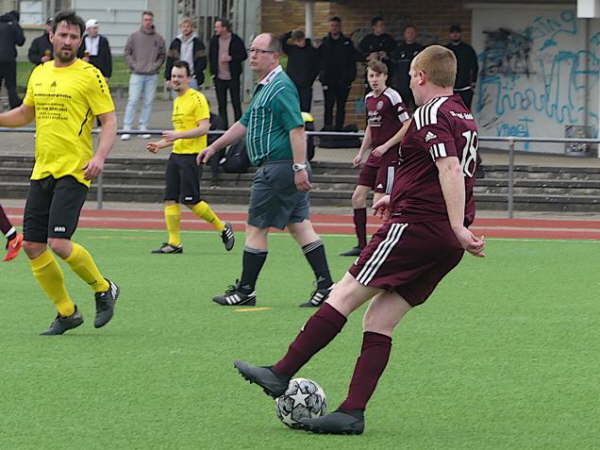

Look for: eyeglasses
[247,48,274,54]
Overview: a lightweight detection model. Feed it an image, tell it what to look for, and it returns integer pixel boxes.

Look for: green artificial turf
[1,229,598,449]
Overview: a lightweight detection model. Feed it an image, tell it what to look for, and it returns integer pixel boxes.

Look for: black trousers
[0,61,22,109]
[323,82,350,130]
[214,77,242,129]
[456,88,474,110]
[295,84,313,113]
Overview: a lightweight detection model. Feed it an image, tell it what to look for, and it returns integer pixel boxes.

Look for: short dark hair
[291,29,305,40]
[216,18,231,31]
[52,10,85,36]
[142,10,154,17]
[371,16,384,26]
[172,60,191,76]
[329,16,341,23]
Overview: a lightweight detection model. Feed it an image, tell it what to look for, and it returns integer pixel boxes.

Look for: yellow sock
[64,242,110,293]
[165,204,182,246]
[191,201,225,232]
[30,250,75,317]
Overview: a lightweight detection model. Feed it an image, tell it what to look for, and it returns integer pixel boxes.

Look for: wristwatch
[292,163,307,172]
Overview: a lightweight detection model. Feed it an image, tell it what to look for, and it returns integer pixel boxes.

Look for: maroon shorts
[348,220,464,306]
[374,165,395,193]
[357,164,379,190]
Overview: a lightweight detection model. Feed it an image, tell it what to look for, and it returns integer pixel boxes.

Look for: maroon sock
[273,303,347,376]
[0,205,14,236]
[353,208,367,248]
[339,331,392,411]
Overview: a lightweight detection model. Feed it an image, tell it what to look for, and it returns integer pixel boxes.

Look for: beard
[55,48,76,63]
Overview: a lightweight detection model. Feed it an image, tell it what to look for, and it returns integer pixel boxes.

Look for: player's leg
[154,154,183,253]
[340,183,371,256]
[1,203,23,262]
[121,73,143,139]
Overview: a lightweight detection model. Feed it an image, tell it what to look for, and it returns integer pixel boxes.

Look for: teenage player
[340,60,411,256]
[146,60,234,254]
[0,10,119,335]
[1,203,23,262]
[233,45,485,434]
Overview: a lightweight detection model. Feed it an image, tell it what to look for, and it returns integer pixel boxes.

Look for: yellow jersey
[23,59,115,187]
[172,88,210,154]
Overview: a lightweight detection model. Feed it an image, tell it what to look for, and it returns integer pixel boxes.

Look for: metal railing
[1,128,598,217]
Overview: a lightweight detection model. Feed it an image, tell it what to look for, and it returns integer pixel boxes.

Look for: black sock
[302,240,333,289]
[239,247,268,291]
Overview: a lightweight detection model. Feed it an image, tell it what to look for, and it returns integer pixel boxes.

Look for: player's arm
[290,126,311,192]
[163,118,209,143]
[372,119,411,157]
[0,104,35,127]
[197,121,247,164]
[436,156,485,257]
[353,126,372,167]
[84,111,117,180]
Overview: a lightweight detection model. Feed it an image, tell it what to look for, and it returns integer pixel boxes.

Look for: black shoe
[213,280,256,306]
[233,360,290,398]
[299,409,365,435]
[94,278,119,328]
[40,306,84,335]
[339,246,362,257]
[220,222,235,251]
[299,283,334,307]
[151,242,183,254]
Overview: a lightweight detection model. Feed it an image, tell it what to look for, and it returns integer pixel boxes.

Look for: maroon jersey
[364,87,410,167]
[390,94,478,225]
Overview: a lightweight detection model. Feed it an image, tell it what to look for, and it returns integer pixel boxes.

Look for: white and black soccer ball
[274,378,327,428]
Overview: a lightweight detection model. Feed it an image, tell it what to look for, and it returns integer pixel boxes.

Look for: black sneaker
[299,409,365,435]
[40,306,84,335]
[151,243,183,254]
[94,278,120,328]
[233,360,290,398]
[339,246,362,257]
[213,280,256,306]
[220,222,235,251]
[299,283,335,307]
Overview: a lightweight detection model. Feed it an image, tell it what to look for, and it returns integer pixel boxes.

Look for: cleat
[299,409,365,435]
[151,242,183,254]
[3,232,23,262]
[339,246,362,257]
[213,280,256,306]
[120,133,131,141]
[94,278,119,328]
[40,306,84,335]
[299,283,334,308]
[233,360,290,398]
[220,222,235,251]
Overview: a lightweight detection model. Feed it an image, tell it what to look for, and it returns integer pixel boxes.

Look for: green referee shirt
[240,65,305,166]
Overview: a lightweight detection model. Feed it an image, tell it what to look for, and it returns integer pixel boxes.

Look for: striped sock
[302,240,333,289]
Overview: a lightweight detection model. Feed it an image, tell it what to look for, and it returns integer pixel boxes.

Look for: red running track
[5,207,600,240]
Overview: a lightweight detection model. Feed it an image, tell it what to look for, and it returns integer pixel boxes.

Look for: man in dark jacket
[0,10,25,109]
[358,17,396,83]
[319,16,360,130]
[28,18,53,65]
[391,25,423,112]
[445,24,479,109]
[281,29,319,112]
[77,19,112,79]
[209,18,247,129]
[165,17,207,89]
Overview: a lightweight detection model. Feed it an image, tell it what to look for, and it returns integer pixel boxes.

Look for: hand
[165,79,172,89]
[371,145,386,158]
[453,226,486,257]
[83,155,105,180]
[197,146,216,165]
[294,169,312,192]
[162,130,179,143]
[352,153,363,167]
[41,55,51,63]
[146,142,160,153]
[83,56,90,62]
[372,195,391,221]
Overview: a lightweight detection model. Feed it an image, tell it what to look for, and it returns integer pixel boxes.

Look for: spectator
[391,25,423,112]
[280,29,319,112]
[165,17,207,90]
[28,18,53,65]
[121,11,166,141]
[445,24,478,109]
[78,19,112,79]
[0,10,25,109]
[358,16,396,82]
[319,16,360,131]
[208,18,247,129]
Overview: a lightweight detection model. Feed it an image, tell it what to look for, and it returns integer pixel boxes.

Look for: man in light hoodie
[165,17,206,90]
[121,11,166,141]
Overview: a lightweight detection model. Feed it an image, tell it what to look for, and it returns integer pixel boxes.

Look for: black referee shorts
[164,153,201,204]
[23,175,88,243]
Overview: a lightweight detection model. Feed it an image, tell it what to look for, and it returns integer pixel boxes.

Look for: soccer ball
[275,378,327,428]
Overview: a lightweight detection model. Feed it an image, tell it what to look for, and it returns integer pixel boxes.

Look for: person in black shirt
[281,29,319,112]
[28,18,53,65]
[445,24,478,110]
[319,16,360,130]
[78,19,112,79]
[0,10,25,109]
[391,25,423,112]
[358,16,396,86]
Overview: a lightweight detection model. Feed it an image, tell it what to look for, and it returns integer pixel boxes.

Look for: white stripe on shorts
[356,223,408,285]
[385,166,394,194]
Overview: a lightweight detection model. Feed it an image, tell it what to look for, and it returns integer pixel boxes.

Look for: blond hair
[367,60,388,75]
[412,45,457,88]
[180,17,195,27]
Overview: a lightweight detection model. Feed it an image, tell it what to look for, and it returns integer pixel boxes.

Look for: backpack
[219,140,251,173]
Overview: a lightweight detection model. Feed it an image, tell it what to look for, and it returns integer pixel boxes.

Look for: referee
[0,10,119,335]
[199,33,334,307]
